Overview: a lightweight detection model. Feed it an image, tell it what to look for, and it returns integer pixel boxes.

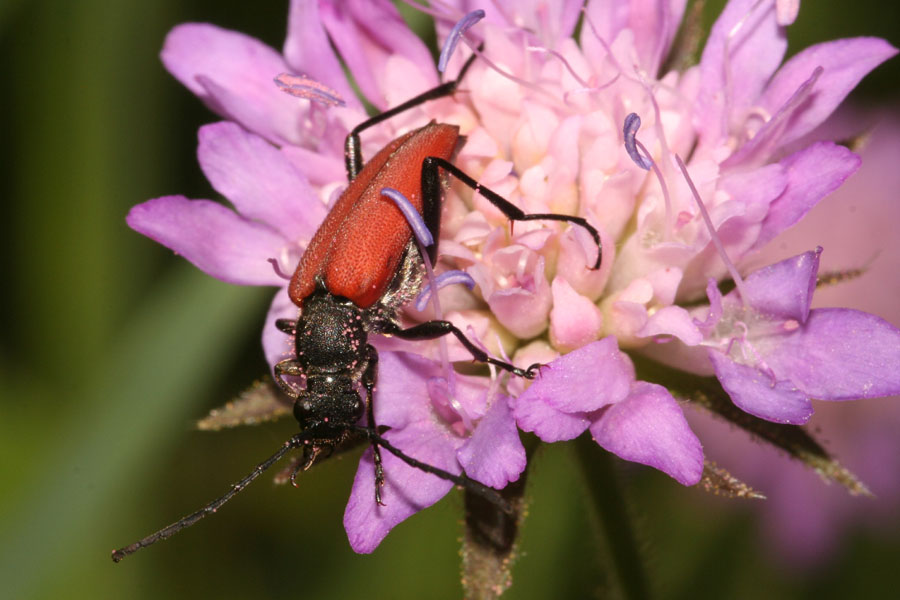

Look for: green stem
[460,437,538,599]
[575,435,651,600]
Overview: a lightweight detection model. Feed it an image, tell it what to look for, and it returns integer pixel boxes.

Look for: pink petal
[374,352,491,428]
[718,163,788,224]
[549,277,603,351]
[343,423,459,553]
[319,0,436,110]
[457,396,526,489]
[197,122,326,241]
[760,37,898,146]
[625,0,688,74]
[752,142,861,250]
[608,300,649,340]
[695,278,724,333]
[763,308,900,401]
[637,306,703,345]
[580,0,629,68]
[580,0,627,59]
[127,196,286,286]
[776,0,799,25]
[493,0,583,48]
[513,391,591,442]
[721,65,822,169]
[262,288,297,372]
[283,0,359,109]
[281,144,347,187]
[161,24,303,145]
[708,349,813,424]
[743,248,821,322]
[556,223,613,301]
[518,338,633,413]
[488,258,552,339]
[590,381,703,485]
[645,266,684,307]
[695,0,786,146]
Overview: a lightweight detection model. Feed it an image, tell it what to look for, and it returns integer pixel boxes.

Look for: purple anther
[438,9,485,73]
[381,187,433,247]
[623,113,654,170]
[274,73,346,107]
[415,270,477,311]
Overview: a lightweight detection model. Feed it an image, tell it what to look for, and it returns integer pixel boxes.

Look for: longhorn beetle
[111,50,601,562]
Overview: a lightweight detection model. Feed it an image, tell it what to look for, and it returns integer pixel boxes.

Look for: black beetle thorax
[295,292,368,374]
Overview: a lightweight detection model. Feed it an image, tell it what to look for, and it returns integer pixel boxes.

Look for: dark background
[1,1,898,598]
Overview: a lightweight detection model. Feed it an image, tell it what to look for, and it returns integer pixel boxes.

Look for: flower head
[128,0,899,554]
[690,107,900,566]
[699,248,900,424]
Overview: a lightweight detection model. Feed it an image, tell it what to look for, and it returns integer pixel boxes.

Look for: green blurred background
[1,1,898,598]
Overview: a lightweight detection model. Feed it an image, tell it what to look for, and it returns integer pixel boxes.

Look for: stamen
[415,270,476,311]
[673,154,750,306]
[381,188,469,425]
[267,258,291,281]
[732,321,779,384]
[421,249,472,430]
[561,73,620,104]
[722,66,822,167]
[490,332,512,384]
[381,188,433,247]
[637,77,674,168]
[526,46,590,88]
[583,8,675,165]
[623,113,674,239]
[525,45,621,105]
[581,8,643,87]
[427,376,472,434]
[438,9,485,73]
[274,73,346,108]
[624,113,653,170]
[721,1,771,140]
[465,41,560,103]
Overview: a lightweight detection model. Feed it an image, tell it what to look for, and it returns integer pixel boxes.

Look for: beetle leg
[274,318,296,334]
[423,157,603,270]
[291,443,334,490]
[362,345,386,505]
[291,444,320,488]
[343,51,480,181]
[273,359,304,398]
[380,321,539,379]
[354,426,513,514]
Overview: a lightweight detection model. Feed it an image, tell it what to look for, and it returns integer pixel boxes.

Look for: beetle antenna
[358,426,513,514]
[111,433,309,563]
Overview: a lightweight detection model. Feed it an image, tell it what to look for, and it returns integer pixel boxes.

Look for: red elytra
[289,122,460,309]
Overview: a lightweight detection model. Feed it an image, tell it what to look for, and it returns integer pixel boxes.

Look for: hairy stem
[575,435,651,600]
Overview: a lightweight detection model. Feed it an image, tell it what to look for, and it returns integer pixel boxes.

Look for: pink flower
[692,108,900,566]
[701,249,900,424]
[127,0,899,553]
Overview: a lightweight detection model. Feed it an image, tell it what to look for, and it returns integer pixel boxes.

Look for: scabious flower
[127,0,900,556]
[689,108,900,567]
